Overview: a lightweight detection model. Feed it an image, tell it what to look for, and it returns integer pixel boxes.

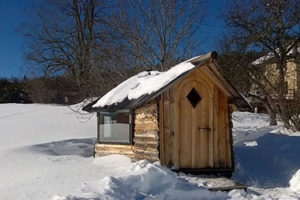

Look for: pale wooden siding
[160,88,175,167]
[94,143,135,159]
[160,65,233,169]
[133,101,160,162]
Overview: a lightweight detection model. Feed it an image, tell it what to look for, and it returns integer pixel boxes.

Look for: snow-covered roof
[252,46,300,65]
[91,53,214,110]
[83,51,251,112]
[93,62,193,108]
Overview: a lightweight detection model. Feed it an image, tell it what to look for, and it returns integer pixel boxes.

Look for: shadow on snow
[233,133,300,188]
[29,138,96,157]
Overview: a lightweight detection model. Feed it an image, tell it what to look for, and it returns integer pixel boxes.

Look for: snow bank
[54,160,228,200]
[232,111,276,145]
[2,104,300,200]
[290,169,300,193]
[232,112,300,188]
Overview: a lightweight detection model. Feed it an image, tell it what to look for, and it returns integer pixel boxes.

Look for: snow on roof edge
[92,52,214,109]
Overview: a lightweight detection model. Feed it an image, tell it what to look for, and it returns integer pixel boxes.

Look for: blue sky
[0,0,31,78]
[0,0,227,78]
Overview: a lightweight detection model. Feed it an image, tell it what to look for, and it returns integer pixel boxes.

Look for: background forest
[0,0,299,130]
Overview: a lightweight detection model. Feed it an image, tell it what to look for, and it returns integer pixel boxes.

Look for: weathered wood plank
[134,123,159,132]
[135,118,158,125]
[218,88,227,167]
[133,136,158,144]
[169,89,175,167]
[213,86,219,168]
[134,131,159,138]
[94,143,134,158]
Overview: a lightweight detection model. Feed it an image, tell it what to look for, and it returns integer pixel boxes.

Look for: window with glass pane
[99,109,131,143]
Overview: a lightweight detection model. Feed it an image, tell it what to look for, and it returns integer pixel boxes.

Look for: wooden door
[176,80,212,168]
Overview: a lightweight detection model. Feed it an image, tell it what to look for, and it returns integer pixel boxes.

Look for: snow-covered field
[0,104,300,199]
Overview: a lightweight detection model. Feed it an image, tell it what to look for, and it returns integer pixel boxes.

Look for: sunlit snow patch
[243,141,258,147]
[290,169,300,193]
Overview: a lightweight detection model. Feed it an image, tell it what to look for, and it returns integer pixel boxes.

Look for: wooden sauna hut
[83,51,251,175]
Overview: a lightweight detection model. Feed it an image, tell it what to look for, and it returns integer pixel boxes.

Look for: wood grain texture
[94,143,134,159]
[159,64,234,170]
[94,63,234,170]
[133,101,160,162]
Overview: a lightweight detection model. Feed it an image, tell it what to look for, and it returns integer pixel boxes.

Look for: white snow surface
[290,170,300,193]
[243,141,258,147]
[92,54,206,108]
[1,104,300,199]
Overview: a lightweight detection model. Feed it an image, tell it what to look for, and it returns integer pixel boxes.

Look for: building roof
[83,51,252,112]
[252,46,300,65]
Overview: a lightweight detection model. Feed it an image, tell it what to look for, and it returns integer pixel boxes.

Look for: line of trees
[17,0,299,131]
[21,0,207,103]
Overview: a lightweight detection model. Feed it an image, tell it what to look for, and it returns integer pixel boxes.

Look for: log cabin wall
[94,101,160,161]
[160,65,233,170]
[94,144,135,159]
[133,101,160,162]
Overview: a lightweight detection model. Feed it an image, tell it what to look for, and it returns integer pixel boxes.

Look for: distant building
[250,45,299,103]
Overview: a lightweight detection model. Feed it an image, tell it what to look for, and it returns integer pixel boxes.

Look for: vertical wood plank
[169,89,175,167]
[159,94,165,165]
[208,91,214,168]
[173,88,180,168]
[164,90,171,166]
[213,86,219,168]
[218,89,226,167]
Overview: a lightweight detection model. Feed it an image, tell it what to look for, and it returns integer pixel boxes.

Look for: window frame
[97,109,134,145]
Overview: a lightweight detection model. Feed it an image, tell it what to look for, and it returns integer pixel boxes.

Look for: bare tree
[21,0,208,104]
[21,0,116,101]
[223,0,300,130]
[107,0,207,71]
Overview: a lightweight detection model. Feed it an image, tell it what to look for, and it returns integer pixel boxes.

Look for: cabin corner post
[133,101,160,162]
[228,105,235,170]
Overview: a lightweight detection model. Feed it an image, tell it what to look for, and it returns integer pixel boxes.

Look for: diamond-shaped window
[186,88,201,108]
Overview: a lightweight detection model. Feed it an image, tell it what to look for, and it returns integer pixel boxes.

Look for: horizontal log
[134,142,158,149]
[95,144,134,155]
[134,131,159,138]
[135,118,158,125]
[134,147,159,155]
[95,152,135,159]
[135,103,157,113]
[133,136,159,144]
[135,123,159,132]
[135,112,158,119]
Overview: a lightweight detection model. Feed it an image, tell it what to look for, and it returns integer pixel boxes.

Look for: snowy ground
[0,104,300,199]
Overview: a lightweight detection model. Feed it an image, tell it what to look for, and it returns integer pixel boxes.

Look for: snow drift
[53,159,228,200]
[1,104,300,200]
[290,169,300,193]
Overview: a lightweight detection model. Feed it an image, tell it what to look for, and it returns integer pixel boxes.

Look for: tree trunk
[266,104,277,126]
[263,98,277,126]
